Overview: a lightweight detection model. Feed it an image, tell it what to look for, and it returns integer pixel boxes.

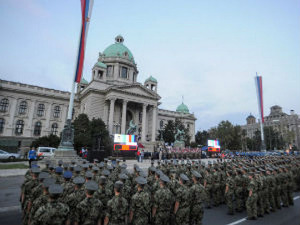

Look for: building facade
[242,105,300,149]
[0,35,196,150]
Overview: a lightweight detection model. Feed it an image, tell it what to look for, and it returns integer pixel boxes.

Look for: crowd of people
[20,154,300,225]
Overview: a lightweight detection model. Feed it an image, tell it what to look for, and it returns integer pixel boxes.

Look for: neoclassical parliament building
[0,35,196,150]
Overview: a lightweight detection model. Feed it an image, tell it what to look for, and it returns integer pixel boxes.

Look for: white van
[37,147,56,158]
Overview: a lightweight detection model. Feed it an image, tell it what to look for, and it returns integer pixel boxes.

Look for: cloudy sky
[1,0,299,131]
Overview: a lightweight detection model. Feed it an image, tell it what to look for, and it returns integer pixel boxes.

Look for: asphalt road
[0,176,299,225]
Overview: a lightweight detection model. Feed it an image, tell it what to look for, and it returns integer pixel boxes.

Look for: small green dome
[145,75,157,83]
[95,61,107,68]
[176,103,189,113]
[80,77,88,85]
[103,35,135,63]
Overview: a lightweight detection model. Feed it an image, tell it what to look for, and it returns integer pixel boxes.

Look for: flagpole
[67,81,76,120]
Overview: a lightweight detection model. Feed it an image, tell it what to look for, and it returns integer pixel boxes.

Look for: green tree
[73,114,91,151]
[162,120,175,145]
[90,118,113,154]
[31,134,60,148]
[195,130,210,146]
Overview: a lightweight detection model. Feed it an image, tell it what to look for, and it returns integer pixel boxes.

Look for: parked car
[37,147,56,159]
[0,149,21,160]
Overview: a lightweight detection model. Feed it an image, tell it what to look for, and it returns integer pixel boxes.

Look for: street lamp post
[113,122,121,134]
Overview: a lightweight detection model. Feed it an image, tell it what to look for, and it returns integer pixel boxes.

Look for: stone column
[45,103,52,130]
[121,100,128,134]
[27,100,36,129]
[151,105,157,142]
[108,98,116,134]
[8,98,17,127]
[141,104,148,141]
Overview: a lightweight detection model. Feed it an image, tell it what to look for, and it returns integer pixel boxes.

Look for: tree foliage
[31,134,60,148]
[160,119,191,146]
[73,114,112,152]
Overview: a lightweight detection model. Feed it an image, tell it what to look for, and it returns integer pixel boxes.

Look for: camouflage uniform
[246,177,257,219]
[225,174,235,214]
[106,194,128,225]
[75,196,103,225]
[190,182,206,225]
[130,189,151,225]
[174,183,190,225]
[152,186,173,225]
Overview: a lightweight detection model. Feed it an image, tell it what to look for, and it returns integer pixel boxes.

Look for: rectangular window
[121,67,128,79]
[107,66,113,77]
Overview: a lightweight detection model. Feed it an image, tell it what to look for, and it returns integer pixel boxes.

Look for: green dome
[145,75,157,83]
[176,103,189,113]
[95,61,107,68]
[80,77,88,85]
[103,35,135,63]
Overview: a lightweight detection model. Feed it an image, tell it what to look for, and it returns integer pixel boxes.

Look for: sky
[1,0,300,131]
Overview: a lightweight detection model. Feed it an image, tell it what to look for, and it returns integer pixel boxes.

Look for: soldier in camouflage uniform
[246,172,257,220]
[225,170,235,215]
[173,174,190,225]
[152,174,173,225]
[30,184,69,225]
[190,170,206,225]
[104,181,128,225]
[129,176,151,225]
[65,176,86,223]
[234,169,244,212]
[74,180,103,225]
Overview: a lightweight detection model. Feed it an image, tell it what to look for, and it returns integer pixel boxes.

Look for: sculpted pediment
[107,84,161,100]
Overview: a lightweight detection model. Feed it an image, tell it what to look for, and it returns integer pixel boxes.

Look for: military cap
[49,184,63,195]
[71,160,76,164]
[82,160,87,164]
[31,164,39,168]
[55,167,63,173]
[63,163,69,169]
[32,161,38,165]
[73,176,85,185]
[45,160,51,165]
[121,169,129,174]
[157,160,161,164]
[208,161,212,165]
[151,160,154,164]
[88,163,93,168]
[135,176,147,185]
[85,171,93,179]
[114,181,124,189]
[180,174,189,181]
[136,167,142,172]
[43,177,55,188]
[39,172,49,180]
[49,164,55,169]
[191,170,201,178]
[155,169,162,176]
[160,174,170,183]
[98,162,105,168]
[74,165,82,172]
[82,164,89,169]
[94,159,99,163]
[85,180,98,191]
[121,163,127,169]
[102,169,110,176]
[139,171,147,178]
[134,164,139,169]
[91,166,99,171]
[99,176,106,184]
[58,160,63,165]
[107,165,113,170]
[119,173,128,180]
[116,159,121,162]
[170,169,177,174]
[104,158,108,162]
[149,166,156,172]
[63,171,72,179]
[31,167,41,174]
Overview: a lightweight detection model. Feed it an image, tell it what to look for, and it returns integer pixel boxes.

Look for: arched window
[53,106,61,118]
[19,101,27,114]
[0,118,5,133]
[34,121,42,136]
[0,98,9,112]
[37,103,45,117]
[51,123,58,135]
[160,120,164,129]
[15,120,24,135]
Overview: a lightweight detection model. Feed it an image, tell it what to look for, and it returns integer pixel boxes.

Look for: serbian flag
[74,0,94,83]
[255,74,264,123]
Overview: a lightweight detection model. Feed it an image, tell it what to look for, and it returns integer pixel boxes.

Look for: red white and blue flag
[74,0,94,83]
[255,74,264,123]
